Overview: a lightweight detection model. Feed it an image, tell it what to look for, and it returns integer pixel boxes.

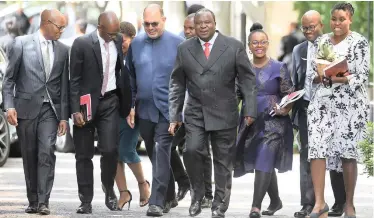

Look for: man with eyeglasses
[2,9,69,215]
[69,11,132,214]
[126,4,183,217]
[291,10,346,218]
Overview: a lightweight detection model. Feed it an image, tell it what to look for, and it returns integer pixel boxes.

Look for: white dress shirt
[303,41,314,101]
[39,30,54,73]
[198,31,219,52]
[97,30,117,92]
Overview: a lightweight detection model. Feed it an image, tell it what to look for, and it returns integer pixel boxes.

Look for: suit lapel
[33,33,46,81]
[188,38,207,71]
[91,32,103,79]
[114,35,122,78]
[47,41,59,81]
[203,33,227,73]
[299,41,308,87]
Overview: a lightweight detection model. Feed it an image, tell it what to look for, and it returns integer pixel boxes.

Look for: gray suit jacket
[169,32,257,131]
[2,32,70,121]
[291,41,308,128]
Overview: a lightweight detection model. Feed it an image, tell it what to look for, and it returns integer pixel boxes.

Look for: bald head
[301,10,322,23]
[41,9,65,24]
[143,4,164,17]
[40,9,66,40]
[300,10,323,42]
[97,11,120,42]
[98,11,119,26]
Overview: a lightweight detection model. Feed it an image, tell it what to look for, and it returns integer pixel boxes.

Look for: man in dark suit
[291,10,346,218]
[169,9,257,218]
[126,4,182,216]
[172,13,214,208]
[69,11,132,214]
[2,9,69,215]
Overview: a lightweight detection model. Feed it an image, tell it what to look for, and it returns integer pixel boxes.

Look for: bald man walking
[2,9,69,215]
[70,11,132,213]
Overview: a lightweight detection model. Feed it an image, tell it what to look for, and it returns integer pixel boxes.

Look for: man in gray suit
[169,9,257,218]
[2,9,69,215]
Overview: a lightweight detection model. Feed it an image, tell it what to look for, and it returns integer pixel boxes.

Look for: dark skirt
[233,112,293,177]
[118,118,141,164]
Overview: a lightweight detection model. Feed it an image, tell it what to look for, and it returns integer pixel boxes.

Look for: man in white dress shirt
[69,11,132,214]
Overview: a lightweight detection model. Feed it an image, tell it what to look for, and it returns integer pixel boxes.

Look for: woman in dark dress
[234,23,294,218]
[114,21,150,210]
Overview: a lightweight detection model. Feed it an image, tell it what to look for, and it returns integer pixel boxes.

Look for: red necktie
[204,42,210,59]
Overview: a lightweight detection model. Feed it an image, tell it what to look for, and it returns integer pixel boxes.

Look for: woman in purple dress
[234,23,294,218]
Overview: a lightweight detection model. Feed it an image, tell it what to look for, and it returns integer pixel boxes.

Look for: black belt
[99,89,117,99]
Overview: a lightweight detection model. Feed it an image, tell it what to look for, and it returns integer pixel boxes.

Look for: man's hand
[168,122,182,136]
[58,121,68,136]
[244,116,254,126]
[73,112,85,127]
[6,109,18,126]
[126,108,135,129]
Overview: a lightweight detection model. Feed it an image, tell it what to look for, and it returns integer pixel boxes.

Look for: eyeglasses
[300,25,318,33]
[47,20,65,31]
[143,22,159,27]
[249,40,269,47]
[99,26,119,39]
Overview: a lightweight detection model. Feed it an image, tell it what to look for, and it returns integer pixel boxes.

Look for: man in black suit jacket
[69,11,132,214]
[169,9,257,218]
[2,9,69,215]
[291,10,346,218]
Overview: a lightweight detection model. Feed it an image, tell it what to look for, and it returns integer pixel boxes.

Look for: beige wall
[263,1,299,59]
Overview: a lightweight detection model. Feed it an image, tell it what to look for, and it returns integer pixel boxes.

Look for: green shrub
[359,122,374,177]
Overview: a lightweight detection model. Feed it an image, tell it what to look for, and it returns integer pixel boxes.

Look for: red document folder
[324,57,349,77]
[80,94,92,122]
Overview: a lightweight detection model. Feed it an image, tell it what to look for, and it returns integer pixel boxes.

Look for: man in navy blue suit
[126,4,183,217]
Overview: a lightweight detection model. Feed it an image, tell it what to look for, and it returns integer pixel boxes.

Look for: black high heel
[138,180,150,207]
[118,190,132,210]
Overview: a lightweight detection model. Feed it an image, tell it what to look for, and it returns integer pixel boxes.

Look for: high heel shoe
[138,180,150,207]
[309,204,329,218]
[118,190,132,210]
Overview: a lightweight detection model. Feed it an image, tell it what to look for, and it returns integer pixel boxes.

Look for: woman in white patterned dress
[306,3,370,218]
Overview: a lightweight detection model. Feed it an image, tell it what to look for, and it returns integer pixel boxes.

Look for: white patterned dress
[306,32,370,172]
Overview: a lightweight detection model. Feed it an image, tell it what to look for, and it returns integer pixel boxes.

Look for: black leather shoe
[328,203,345,217]
[76,203,92,214]
[201,197,213,209]
[146,205,163,217]
[38,203,50,215]
[189,200,202,217]
[294,205,313,218]
[262,200,283,215]
[25,202,38,214]
[163,198,178,213]
[102,185,119,211]
[177,185,190,201]
[212,208,225,218]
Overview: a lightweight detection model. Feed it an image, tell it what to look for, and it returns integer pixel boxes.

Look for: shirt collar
[38,30,50,44]
[199,31,218,46]
[307,41,313,48]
